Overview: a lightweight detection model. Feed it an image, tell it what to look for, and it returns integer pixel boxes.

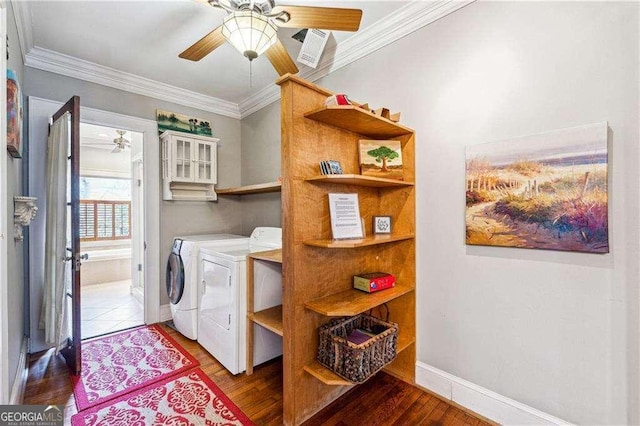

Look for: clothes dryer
[198,227,282,374]
[166,233,247,339]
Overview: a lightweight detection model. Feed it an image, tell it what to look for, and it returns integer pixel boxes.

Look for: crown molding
[16,0,473,121]
[13,0,240,118]
[10,0,34,64]
[24,47,241,119]
[239,0,475,118]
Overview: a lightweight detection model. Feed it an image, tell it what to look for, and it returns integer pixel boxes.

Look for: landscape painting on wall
[156,109,212,136]
[465,122,609,253]
[358,140,403,180]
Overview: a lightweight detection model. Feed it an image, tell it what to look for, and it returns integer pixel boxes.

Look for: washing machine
[198,227,282,374]
[166,233,247,339]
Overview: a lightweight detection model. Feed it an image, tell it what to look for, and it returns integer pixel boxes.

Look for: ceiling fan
[180,0,363,76]
[112,130,131,153]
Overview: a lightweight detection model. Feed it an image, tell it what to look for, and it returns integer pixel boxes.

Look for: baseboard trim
[131,286,144,305]
[9,338,28,405]
[159,304,172,323]
[415,362,572,425]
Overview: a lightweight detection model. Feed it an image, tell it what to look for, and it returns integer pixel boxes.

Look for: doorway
[78,123,144,339]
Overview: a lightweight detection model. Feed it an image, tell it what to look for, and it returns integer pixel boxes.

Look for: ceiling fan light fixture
[112,129,130,153]
[222,11,278,60]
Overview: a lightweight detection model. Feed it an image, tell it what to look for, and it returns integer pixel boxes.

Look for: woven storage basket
[317,313,398,383]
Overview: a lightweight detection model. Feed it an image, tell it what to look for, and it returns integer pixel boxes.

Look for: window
[80,176,132,241]
[80,176,131,200]
[80,200,131,241]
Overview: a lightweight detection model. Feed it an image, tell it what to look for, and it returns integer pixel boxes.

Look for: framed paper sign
[328,193,363,240]
[373,216,392,234]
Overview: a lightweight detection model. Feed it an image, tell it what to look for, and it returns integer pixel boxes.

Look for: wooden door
[53,96,82,375]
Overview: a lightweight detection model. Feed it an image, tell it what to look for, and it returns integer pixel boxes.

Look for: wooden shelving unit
[304,105,414,139]
[250,305,283,336]
[305,284,414,316]
[303,331,415,386]
[216,181,281,195]
[305,174,414,188]
[304,234,414,249]
[248,248,282,263]
[303,362,353,386]
[246,249,283,376]
[277,74,416,425]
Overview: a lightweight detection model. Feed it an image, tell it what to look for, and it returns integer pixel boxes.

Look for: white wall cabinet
[161,130,219,201]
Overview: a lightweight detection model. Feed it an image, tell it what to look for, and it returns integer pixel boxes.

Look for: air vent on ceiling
[296,29,330,69]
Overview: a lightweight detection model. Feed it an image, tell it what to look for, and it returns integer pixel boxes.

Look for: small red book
[353,272,395,293]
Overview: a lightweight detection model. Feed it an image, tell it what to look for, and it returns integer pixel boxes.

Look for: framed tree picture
[358,140,403,180]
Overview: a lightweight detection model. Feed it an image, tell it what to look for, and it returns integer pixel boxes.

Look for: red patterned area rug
[71,324,199,411]
[71,368,254,426]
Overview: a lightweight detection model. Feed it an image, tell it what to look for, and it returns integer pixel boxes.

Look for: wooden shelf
[304,105,414,139]
[304,362,353,386]
[397,332,415,353]
[277,75,415,425]
[305,284,414,317]
[304,334,414,386]
[216,181,281,195]
[248,249,282,264]
[250,305,283,336]
[305,174,414,188]
[304,233,414,249]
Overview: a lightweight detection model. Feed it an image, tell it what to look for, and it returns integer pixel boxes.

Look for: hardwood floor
[23,324,492,425]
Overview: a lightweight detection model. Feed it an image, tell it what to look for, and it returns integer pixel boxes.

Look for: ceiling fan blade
[179,25,226,61]
[271,6,362,31]
[265,39,299,76]
[111,145,122,153]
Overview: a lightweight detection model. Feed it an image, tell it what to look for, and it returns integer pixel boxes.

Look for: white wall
[241,2,639,423]
[240,104,281,235]
[80,146,131,178]
[5,0,26,400]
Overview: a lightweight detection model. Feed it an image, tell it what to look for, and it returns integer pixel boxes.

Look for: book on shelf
[346,328,376,345]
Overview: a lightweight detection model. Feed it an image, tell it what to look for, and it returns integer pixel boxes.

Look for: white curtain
[39,112,71,352]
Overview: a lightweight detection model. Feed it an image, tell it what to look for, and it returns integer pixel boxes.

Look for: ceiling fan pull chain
[249,59,253,88]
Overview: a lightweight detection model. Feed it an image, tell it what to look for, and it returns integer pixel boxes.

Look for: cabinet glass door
[173,137,193,181]
[194,141,215,183]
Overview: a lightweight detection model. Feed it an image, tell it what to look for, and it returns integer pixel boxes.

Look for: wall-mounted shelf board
[303,234,414,249]
[304,105,414,139]
[249,249,282,263]
[305,174,414,188]
[303,362,354,386]
[303,333,415,386]
[305,284,414,317]
[250,305,283,336]
[216,181,281,195]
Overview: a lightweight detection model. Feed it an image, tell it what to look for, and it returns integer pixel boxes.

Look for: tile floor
[81,279,144,339]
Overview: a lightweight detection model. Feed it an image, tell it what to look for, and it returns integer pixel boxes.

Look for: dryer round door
[166,252,184,305]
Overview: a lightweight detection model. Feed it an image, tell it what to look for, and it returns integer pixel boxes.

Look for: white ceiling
[18,1,470,117]
[26,1,407,105]
[80,122,141,151]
